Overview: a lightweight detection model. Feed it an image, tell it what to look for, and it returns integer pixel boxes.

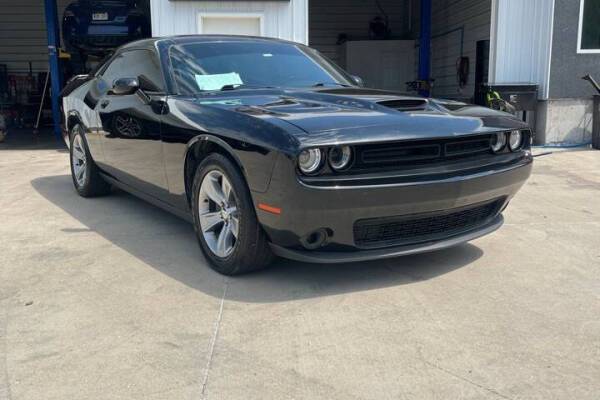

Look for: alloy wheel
[71,133,87,187]
[198,170,240,258]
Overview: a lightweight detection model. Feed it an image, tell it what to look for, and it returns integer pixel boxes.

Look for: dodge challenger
[61,35,533,275]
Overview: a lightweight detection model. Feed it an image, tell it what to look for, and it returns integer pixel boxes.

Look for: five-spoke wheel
[69,124,111,197]
[71,133,87,187]
[192,153,273,275]
[198,170,240,258]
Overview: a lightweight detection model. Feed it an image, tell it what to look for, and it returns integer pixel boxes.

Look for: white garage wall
[150,0,308,44]
[490,0,555,99]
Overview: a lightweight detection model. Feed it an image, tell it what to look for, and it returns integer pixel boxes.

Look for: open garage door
[308,0,493,102]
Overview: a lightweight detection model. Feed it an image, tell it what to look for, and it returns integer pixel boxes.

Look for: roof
[120,35,298,51]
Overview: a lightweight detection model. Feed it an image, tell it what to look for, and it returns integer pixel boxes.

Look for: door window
[99,54,123,88]
[100,50,165,92]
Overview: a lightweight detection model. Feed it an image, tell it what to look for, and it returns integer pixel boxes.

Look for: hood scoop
[378,99,428,112]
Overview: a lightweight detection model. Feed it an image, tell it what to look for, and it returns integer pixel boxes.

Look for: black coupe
[62,35,533,275]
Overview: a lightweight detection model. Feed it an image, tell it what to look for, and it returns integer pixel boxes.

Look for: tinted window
[580,0,600,51]
[169,41,354,94]
[100,54,126,86]
[101,49,165,92]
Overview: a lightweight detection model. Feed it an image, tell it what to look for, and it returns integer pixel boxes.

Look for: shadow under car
[31,174,485,303]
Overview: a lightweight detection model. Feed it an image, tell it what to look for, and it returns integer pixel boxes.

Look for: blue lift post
[43,0,64,143]
[418,0,432,97]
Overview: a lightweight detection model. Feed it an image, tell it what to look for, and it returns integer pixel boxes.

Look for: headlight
[491,132,507,153]
[328,146,352,170]
[509,130,523,151]
[298,149,323,174]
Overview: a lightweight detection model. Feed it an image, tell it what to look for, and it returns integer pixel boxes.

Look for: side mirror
[112,77,139,95]
[351,75,364,87]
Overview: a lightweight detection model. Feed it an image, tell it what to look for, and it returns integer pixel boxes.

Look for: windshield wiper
[312,82,352,88]
[220,84,274,91]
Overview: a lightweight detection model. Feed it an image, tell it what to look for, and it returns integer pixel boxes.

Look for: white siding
[309,0,412,66]
[490,0,555,99]
[150,0,308,44]
[430,0,492,100]
[0,0,70,74]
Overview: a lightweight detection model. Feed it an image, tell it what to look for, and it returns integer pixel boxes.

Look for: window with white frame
[578,0,600,53]
[197,13,263,37]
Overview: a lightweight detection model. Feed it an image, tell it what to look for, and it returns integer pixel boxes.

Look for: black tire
[69,124,111,197]
[191,153,273,275]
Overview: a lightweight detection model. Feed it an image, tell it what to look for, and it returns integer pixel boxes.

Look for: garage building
[1,0,599,146]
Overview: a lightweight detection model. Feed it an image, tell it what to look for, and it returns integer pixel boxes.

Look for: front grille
[361,143,440,164]
[355,134,493,168]
[353,199,503,249]
[445,137,492,156]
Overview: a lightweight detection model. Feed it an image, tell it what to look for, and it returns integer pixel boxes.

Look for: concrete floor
[0,140,599,400]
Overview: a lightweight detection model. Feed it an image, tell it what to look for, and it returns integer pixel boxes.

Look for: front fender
[63,115,106,167]
[62,81,105,163]
[184,133,280,195]
[162,98,305,211]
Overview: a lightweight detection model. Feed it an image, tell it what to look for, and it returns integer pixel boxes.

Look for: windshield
[168,40,354,94]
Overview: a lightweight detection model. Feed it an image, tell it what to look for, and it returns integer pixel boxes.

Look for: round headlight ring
[298,148,323,175]
[328,146,352,171]
[509,130,523,151]
[491,132,507,153]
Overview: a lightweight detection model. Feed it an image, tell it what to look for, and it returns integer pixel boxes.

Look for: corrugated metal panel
[0,0,71,74]
[430,0,492,100]
[150,0,308,44]
[308,0,411,65]
[491,0,554,99]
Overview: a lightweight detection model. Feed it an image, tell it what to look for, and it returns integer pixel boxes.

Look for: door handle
[100,100,110,109]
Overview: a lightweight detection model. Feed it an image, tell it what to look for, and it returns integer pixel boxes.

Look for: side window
[120,50,165,92]
[99,50,165,93]
[83,54,124,107]
[100,54,125,87]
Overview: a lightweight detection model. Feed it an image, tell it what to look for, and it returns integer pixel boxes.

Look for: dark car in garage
[62,0,150,57]
[61,35,533,275]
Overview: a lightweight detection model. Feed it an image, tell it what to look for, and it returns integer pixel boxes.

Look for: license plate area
[92,12,108,21]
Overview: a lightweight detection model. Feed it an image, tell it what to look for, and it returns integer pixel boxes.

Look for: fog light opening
[300,228,331,250]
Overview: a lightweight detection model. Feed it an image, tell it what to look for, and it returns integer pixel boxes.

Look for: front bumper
[270,214,503,263]
[252,152,532,262]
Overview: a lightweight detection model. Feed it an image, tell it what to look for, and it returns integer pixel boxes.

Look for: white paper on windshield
[195,72,243,91]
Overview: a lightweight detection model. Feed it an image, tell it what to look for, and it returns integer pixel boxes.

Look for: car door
[95,49,170,200]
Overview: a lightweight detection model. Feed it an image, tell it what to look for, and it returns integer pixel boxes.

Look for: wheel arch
[184,135,247,207]
[66,111,84,139]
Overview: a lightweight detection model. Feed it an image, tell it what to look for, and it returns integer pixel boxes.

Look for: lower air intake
[353,199,503,249]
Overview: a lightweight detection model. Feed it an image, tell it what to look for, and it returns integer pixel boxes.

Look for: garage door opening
[308,0,493,102]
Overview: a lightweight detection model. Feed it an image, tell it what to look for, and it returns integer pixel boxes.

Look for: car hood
[187,87,529,147]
